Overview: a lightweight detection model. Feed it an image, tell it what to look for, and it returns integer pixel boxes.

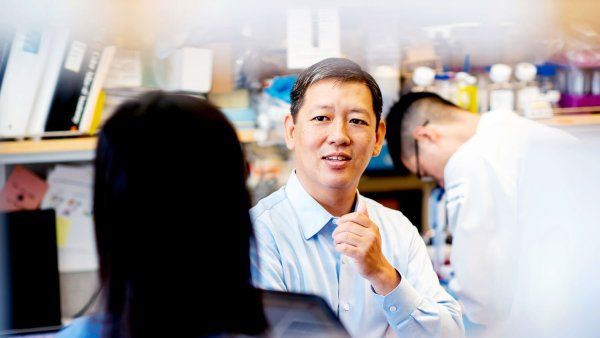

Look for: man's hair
[290,58,383,127]
[385,92,461,174]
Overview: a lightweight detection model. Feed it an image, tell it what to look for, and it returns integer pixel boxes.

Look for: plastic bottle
[433,73,452,101]
[591,68,600,95]
[488,64,514,112]
[537,63,557,93]
[537,63,561,108]
[411,66,436,92]
[476,72,490,112]
[515,62,540,115]
[455,72,478,113]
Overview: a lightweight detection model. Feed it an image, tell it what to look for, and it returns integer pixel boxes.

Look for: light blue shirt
[56,316,102,338]
[250,172,464,338]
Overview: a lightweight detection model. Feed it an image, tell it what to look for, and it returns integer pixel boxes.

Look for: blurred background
[0,0,599,337]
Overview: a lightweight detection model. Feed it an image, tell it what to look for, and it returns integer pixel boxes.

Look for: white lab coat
[443,110,573,327]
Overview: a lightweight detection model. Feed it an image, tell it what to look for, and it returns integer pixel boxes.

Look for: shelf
[236,129,256,143]
[358,175,434,193]
[0,137,97,164]
[0,130,257,165]
[539,113,600,127]
[1,112,598,166]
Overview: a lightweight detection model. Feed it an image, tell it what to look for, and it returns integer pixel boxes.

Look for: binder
[78,45,116,133]
[25,27,70,138]
[0,28,14,92]
[0,28,53,138]
[44,39,106,133]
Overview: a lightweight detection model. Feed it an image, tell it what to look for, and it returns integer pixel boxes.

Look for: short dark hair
[385,92,460,174]
[290,58,383,127]
[94,91,267,337]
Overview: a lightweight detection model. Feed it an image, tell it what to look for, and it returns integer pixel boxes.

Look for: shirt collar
[285,171,359,240]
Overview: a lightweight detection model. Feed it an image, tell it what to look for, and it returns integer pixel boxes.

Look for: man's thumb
[357,199,369,216]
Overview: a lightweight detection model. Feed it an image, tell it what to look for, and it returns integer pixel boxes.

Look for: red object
[0,166,48,212]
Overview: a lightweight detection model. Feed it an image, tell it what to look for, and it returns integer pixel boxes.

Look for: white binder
[25,27,70,138]
[0,27,53,138]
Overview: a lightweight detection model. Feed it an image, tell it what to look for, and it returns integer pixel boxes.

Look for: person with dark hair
[385,91,574,327]
[251,58,464,338]
[57,91,268,338]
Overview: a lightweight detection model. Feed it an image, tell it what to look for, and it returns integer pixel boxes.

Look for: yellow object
[56,216,71,248]
[89,90,106,135]
[457,83,478,113]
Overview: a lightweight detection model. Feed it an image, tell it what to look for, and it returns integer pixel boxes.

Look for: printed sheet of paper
[41,165,97,272]
[287,8,341,69]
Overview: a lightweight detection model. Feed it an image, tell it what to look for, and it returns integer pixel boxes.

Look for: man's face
[284,78,385,196]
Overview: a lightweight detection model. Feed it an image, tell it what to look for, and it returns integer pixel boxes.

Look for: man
[385,91,574,327]
[251,58,464,338]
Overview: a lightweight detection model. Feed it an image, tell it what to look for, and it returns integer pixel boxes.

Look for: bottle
[591,68,600,96]
[488,64,515,112]
[455,72,478,113]
[537,63,557,93]
[476,72,490,112]
[537,63,561,108]
[514,62,540,115]
[433,73,452,101]
[411,66,436,92]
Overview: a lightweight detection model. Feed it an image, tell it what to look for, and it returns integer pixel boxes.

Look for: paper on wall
[286,8,341,69]
[41,165,97,272]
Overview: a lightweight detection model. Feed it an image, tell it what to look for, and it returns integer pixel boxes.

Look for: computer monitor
[0,209,62,336]
[261,290,351,338]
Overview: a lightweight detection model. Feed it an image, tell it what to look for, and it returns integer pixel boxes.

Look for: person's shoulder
[56,315,103,338]
[250,186,288,222]
[445,130,493,184]
[487,110,573,142]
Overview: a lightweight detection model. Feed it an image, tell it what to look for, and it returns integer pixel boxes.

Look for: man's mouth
[322,154,351,161]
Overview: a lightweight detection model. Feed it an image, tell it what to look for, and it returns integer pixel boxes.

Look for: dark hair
[290,58,383,127]
[385,91,460,175]
[93,91,267,337]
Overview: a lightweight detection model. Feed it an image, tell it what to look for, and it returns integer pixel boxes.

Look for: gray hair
[290,58,383,127]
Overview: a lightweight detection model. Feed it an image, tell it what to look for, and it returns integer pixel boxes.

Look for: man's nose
[327,120,350,145]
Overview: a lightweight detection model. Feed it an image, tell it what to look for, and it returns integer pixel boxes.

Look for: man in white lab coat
[384,92,573,329]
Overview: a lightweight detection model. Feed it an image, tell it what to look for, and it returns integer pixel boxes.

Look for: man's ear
[412,123,441,144]
[372,120,386,157]
[283,114,296,150]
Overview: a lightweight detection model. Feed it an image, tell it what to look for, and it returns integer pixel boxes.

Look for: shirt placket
[333,217,355,324]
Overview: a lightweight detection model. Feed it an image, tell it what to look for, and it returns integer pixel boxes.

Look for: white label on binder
[64,41,87,73]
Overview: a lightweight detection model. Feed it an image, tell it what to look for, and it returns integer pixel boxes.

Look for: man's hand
[333,200,401,295]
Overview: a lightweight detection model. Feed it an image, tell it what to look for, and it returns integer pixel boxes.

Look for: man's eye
[349,118,368,125]
[312,116,329,122]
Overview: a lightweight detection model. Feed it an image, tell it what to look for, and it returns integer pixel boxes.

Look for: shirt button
[389,306,397,312]
[342,303,350,311]
[341,257,346,264]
